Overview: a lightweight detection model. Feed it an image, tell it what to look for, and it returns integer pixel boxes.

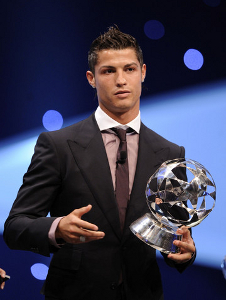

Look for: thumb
[73,204,92,218]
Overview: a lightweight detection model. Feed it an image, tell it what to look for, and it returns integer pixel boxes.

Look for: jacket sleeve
[3,132,62,257]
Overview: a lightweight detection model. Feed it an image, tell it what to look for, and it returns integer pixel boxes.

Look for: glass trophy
[130,158,216,253]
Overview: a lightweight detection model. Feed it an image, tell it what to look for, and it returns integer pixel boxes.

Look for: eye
[103,69,115,74]
[126,67,135,72]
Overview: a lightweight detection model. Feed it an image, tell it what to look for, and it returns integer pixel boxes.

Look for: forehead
[95,48,139,68]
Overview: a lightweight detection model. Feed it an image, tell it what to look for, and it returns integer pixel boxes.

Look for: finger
[63,223,105,240]
[167,241,195,263]
[167,252,193,263]
[81,228,105,237]
[68,230,105,244]
[72,204,93,219]
[78,233,105,243]
[69,227,105,239]
[76,218,100,231]
[71,205,100,230]
[173,239,195,251]
[0,270,6,290]
[1,282,5,290]
[176,226,190,238]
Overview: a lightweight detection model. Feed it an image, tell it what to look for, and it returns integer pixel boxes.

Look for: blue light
[203,0,221,7]
[31,263,49,280]
[42,110,63,131]
[183,49,204,70]
[144,20,165,40]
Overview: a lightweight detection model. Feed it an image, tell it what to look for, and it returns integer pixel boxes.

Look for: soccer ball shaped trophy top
[130,158,216,253]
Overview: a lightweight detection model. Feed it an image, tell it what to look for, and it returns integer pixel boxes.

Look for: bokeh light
[183,49,204,70]
[42,110,63,131]
[31,263,49,280]
[144,20,165,40]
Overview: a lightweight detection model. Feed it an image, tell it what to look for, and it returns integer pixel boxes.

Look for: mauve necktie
[112,128,130,231]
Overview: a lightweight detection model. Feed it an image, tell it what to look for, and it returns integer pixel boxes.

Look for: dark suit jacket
[4,114,194,300]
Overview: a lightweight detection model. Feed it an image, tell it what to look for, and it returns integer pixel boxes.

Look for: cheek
[97,82,112,96]
[132,75,142,86]
[96,86,111,102]
[134,81,142,95]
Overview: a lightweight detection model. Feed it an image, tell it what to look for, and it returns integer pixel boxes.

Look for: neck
[100,106,139,125]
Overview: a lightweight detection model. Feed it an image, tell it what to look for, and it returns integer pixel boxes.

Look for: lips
[115,90,130,95]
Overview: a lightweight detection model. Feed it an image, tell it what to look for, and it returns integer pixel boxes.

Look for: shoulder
[140,122,185,157]
[38,114,96,143]
[141,123,181,148]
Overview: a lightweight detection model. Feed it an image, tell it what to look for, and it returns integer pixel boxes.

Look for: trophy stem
[130,213,182,254]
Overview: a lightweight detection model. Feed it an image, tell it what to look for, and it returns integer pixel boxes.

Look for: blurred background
[0,0,226,298]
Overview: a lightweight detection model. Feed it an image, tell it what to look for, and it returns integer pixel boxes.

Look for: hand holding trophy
[130,158,216,254]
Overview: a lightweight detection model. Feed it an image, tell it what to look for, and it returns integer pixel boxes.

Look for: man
[4,26,195,300]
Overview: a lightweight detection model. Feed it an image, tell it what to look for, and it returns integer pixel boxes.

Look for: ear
[141,64,146,82]
[86,71,96,88]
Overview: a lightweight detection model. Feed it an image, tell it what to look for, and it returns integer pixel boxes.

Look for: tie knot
[111,127,132,141]
[111,128,128,164]
[114,128,126,141]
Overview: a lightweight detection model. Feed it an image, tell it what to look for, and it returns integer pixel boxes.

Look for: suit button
[111,282,117,290]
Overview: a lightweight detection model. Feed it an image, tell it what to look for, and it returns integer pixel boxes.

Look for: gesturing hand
[167,226,196,264]
[0,268,6,290]
[55,205,105,244]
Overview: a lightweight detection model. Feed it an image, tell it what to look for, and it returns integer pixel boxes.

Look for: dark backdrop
[0,0,226,299]
[1,0,225,140]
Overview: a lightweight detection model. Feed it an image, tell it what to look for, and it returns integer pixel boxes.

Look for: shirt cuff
[48,217,65,248]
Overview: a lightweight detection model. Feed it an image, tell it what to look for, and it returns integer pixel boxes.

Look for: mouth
[114,90,130,96]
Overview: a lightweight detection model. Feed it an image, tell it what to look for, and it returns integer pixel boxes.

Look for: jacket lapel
[123,123,170,239]
[67,114,121,240]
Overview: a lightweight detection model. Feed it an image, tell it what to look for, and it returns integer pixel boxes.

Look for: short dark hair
[88,25,144,74]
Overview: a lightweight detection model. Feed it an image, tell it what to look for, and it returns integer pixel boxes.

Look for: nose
[115,71,126,86]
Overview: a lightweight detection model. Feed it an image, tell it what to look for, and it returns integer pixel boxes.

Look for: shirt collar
[95,106,141,133]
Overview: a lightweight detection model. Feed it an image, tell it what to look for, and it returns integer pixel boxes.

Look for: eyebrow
[124,62,139,68]
[100,62,139,69]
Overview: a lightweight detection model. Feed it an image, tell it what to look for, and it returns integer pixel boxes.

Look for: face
[86,48,146,123]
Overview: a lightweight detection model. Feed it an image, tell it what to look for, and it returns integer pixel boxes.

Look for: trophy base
[130,213,182,254]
